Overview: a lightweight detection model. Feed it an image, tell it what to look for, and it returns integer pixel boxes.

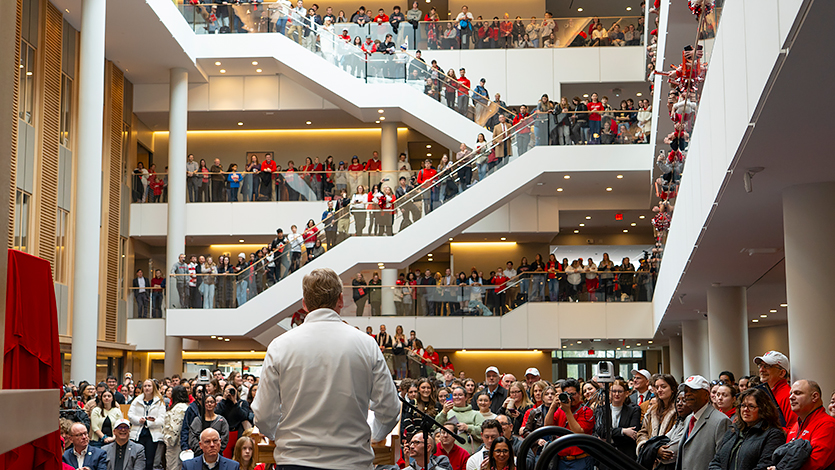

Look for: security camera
[597,361,615,383]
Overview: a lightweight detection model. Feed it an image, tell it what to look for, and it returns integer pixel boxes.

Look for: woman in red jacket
[302,219,319,263]
[416,159,438,215]
[378,185,396,235]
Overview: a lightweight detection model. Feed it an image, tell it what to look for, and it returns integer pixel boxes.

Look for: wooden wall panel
[103,65,123,342]
[7,0,22,249]
[35,1,60,271]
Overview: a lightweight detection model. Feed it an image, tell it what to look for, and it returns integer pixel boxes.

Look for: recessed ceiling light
[780,303,788,307]
[225,338,230,341]
[563,175,570,179]
[623,229,629,233]
[250,350,255,353]
[769,309,777,313]
[636,92,643,96]
[583,94,589,98]
[606,187,613,191]
[648,340,653,344]
[219,69,226,73]
[752,319,759,323]
[237,122,243,126]
[306,121,312,125]
[631,223,637,226]
[556,188,563,192]
[380,116,386,120]
[218,336,223,340]
[256,68,263,73]
[378,109,384,113]
[577,341,582,344]
[573,230,579,233]
[616,174,624,179]
[449,237,453,241]
[426,144,432,148]
[65,8,69,12]
[760,314,768,318]
[626,345,631,348]
[211,335,217,339]
[586,216,592,219]
[626,6,632,11]
[500,237,506,240]
[636,342,641,346]
[252,61,258,65]
[616,347,621,350]
[579,223,585,227]
[426,153,432,157]
[639,215,646,219]
[375,120,380,124]
[562,345,567,349]
[577,7,583,11]
[239,239,245,242]
[26,71,32,76]
[215,61,221,66]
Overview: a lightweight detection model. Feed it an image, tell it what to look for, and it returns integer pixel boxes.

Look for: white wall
[652,0,802,329]
[126,319,166,350]
[130,201,328,237]
[343,301,653,349]
[748,324,789,376]
[463,194,560,234]
[423,46,646,105]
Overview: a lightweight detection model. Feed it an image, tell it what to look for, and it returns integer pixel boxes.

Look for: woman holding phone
[128,380,167,470]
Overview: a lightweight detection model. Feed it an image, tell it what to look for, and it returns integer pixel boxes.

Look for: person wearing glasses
[487,436,515,470]
[709,388,785,470]
[594,379,641,469]
[403,432,451,470]
[63,422,108,470]
[753,350,797,432]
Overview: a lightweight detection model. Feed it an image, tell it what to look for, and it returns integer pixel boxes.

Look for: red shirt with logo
[552,405,595,457]
[588,101,605,121]
[786,406,835,470]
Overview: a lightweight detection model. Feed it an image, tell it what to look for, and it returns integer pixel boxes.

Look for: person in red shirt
[374,9,389,23]
[587,92,605,141]
[456,68,471,116]
[544,378,595,468]
[755,350,798,432]
[435,423,469,470]
[499,13,513,48]
[416,159,438,214]
[781,380,835,470]
[260,154,277,200]
[493,267,509,315]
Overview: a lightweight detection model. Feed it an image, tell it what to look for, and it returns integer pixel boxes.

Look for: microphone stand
[399,395,466,468]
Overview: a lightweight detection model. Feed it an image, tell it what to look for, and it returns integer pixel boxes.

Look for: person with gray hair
[253,268,401,470]
[182,429,239,470]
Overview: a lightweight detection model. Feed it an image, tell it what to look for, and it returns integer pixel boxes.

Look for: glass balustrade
[177,3,644,51]
[127,285,168,319]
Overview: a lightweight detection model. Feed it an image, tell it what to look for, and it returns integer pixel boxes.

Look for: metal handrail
[534,433,646,470]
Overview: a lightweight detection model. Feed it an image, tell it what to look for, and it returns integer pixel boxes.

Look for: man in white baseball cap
[631,369,653,405]
[102,419,145,470]
[754,350,797,431]
[473,366,508,414]
[524,368,541,388]
[676,375,730,470]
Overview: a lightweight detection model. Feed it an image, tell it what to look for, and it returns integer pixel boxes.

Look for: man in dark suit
[132,269,149,318]
[103,419,144,470]
[62,423,108,470]
[182,429,239,470]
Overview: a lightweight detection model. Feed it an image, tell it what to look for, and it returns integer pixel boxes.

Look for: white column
[381,268,397,316]
[783,182,835,396]
[669,334,683,381]
[70,0,106,384]
[164,68,188,378]
[707,286,749,380]
[681,319,709,378]
[380,122,398,190]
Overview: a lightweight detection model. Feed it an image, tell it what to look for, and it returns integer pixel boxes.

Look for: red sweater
[435,442,469,470]
[416,168,437,185]
[365,159,382,171]
[772,379,799,432]
[261,160,277,172]
[552,405,595,456]
[588,101,605,121]
[787,406,835,470]
[457,76,470,97]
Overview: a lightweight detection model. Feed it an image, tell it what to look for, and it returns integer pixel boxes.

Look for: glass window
[217,361,243,376]
[118,237,127,300]
[55,208,69,283]
[242,360,264,377]
[60,74,72,147]
[13,190,31,252]
[184,361,217,378]
[18,41,36,124]
[566,363,586,380]
[619,362,639,379]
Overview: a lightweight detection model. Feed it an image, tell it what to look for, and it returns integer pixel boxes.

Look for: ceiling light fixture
[577,7,583,11]
[256,68,263,73]
[623,229,629,233]
[252,61,258,65]
[631,222,637,226]
[378,109,384,113]
[219,69,226,73]
[639,215,646,219]
[215,61,221,66]
[237,122,243,126]
[780,303,788,307]
[579,223,585,227]
[606,187,613,191]
[563,175,570,179]
[426,153,432,156]
[648,340,653,344]
[239,239,245,242]
[573,230,579,233]
[583,94,589,98]
[761,314,768,318]
[449,237,454,241]
[636,92,643,96]
[556,188,563,192]
[426,144,432,148]
[211,335,217,339]
[616,174,623,179]
[225,338,230,341]
[769,309,777,313]
[626,6,632,11]
[375,120,380,124]
[500,237,507,241]
[306,121,312,125]
[752,319,759,323]
[380,116,386,120]
[586,216,592,219]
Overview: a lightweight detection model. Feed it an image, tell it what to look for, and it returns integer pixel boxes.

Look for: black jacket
[594,401,642,465]
[708,422,786,470]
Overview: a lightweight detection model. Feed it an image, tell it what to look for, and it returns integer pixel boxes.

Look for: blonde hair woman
[501,381,533,436]
[128,379,166,470]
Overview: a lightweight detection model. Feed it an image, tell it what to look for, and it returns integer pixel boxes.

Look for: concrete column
[707,286,749,380]
[70,0,107,384]
[783,182,835,396]
[164,68,188,378]
[381,268,397,315]
[380,122,398,191]
[681,319,709,378]
[669,334,684,382]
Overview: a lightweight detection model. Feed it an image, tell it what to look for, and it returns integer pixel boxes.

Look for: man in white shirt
[288,224,303,272]
[455,6,474,49]
[253,268,400,470]
[62,423,107,470]
[465,419,502,470]
[132,269,149,318]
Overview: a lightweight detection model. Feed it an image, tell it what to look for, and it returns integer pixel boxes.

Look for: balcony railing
[178,3,644,51]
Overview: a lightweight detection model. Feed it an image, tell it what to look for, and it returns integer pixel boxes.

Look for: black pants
[189,285,202,308]
[136,427,156,470]
[211,180,225,202]
[135,292,148,318]
[291,252,302,272]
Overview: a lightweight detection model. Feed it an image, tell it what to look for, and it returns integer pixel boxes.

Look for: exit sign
[615,213,623,220]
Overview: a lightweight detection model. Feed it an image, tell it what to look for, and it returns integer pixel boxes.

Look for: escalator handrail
[534,434,647,470]
[517,426,573,470]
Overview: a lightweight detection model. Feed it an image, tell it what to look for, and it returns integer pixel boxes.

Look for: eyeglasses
[739,404,758,410]
[493,449,510,454]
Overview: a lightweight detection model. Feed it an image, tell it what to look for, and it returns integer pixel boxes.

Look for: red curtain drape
[2,249,62,470]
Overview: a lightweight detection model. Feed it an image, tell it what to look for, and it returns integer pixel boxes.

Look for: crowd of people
[350,255,655,318]
[59,348,835,470]
[181,1,646,51]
